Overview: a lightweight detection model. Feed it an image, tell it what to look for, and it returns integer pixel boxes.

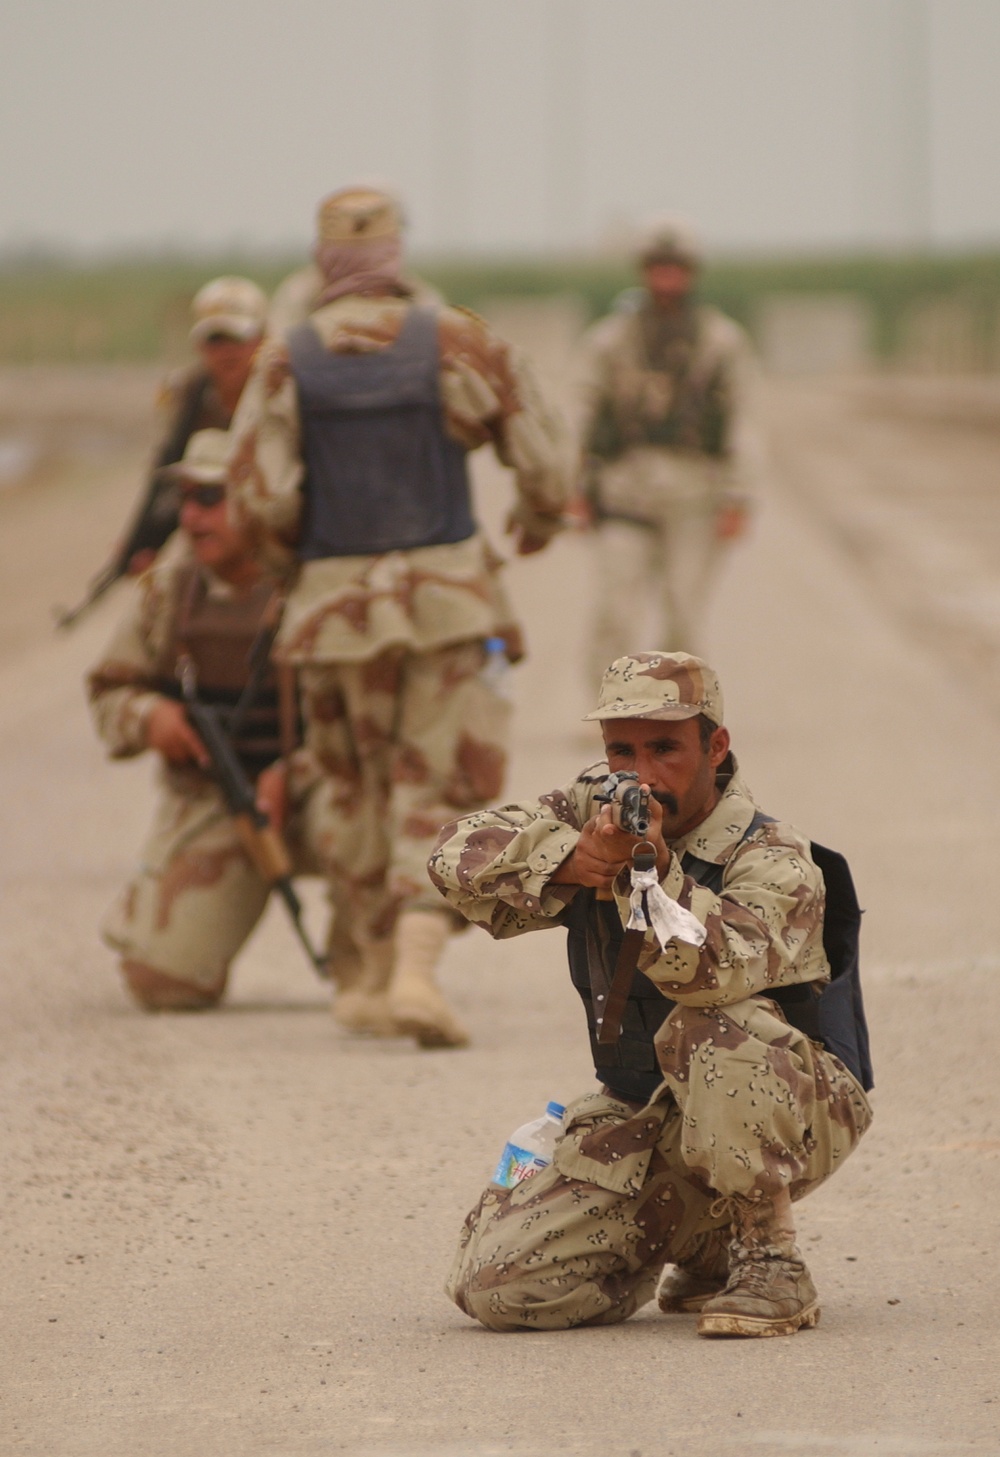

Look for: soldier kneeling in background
[87,429,380,1024]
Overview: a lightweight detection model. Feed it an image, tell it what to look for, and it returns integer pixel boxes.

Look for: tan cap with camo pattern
[584,652,724,726]
[189,276,267,344]
[160,428,230,485]
[316,187,403,244]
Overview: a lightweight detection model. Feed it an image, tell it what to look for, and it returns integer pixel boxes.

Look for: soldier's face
[198,334,260,393]
[642,262,695,307]
[601,716,730,839]
[180,487,253,577]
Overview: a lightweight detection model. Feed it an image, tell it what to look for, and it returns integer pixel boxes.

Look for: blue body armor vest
[287,307,475,559]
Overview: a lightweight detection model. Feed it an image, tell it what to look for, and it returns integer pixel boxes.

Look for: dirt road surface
[2,351,1000,1457]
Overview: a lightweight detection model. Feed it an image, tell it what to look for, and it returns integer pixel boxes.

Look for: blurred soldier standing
[88,429,368,1014]
[228,185,569,1048]
[123,276,268,574]
[578,220,762,682]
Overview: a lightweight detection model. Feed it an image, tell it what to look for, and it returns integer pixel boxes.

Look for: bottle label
[492,1141,551,1189]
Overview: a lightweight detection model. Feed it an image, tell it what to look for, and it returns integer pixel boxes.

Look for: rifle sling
[596,925,647,1045]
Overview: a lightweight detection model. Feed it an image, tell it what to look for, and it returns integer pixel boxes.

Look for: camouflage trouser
[588,510,726,684]
[102,757,353,1002]
[587,449,733,683]
[447,997,873,1331]
[299,639,510,941]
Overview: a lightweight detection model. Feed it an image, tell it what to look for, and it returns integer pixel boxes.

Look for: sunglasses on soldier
[179,483,226,508]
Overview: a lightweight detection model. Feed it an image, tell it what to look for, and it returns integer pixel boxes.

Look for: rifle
[55,373,212,630]
[595,770,652,837]
[593,771,652,904]
[54,474,181,628]
[178,654,330,981]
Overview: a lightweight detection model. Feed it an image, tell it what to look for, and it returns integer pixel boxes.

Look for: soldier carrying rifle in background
[87,428,371,1016]
[59,277,267,626]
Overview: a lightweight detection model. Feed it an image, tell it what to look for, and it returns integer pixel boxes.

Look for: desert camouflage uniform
[430,760,872,1329]
[88,544,360,1001]
[227,294,568,928]
[155,363,233,456]
[267,262,444,337]
[579,299,762,676]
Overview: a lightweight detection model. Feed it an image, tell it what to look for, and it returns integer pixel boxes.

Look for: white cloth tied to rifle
[626,861,707,951]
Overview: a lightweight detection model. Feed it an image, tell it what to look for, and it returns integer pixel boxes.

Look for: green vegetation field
[4,249,1000,365]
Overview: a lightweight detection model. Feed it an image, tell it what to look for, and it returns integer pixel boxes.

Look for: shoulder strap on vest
[681,810,774,893]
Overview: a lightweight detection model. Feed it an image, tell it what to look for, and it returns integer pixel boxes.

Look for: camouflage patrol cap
[584,652,724,726]
[161,428,230,485]
[189,276,267,344]
[316,187,404,244]
[636,215,702,269]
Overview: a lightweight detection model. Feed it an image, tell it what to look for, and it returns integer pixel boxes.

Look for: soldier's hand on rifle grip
[549,805,632,892]
[255,762,289,834]
[145,699,210,768]
[715,503,749,542]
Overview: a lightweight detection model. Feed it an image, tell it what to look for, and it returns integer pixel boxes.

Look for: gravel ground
[2,360,999,1457]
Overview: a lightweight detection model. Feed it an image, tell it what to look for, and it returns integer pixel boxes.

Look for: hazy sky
[3,0,999,258]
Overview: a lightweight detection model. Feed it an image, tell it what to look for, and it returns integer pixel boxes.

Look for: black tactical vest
[287,307,475,559]
[154,564,291,779]
[566,812,874,1105]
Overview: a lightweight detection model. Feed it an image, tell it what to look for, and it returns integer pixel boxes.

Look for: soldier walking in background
[577,220,762,682]
[125,276,269,573]
[58,276,269,628]
[227,185,569,1049]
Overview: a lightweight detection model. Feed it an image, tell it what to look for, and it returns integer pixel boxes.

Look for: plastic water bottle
[492,1101,566,1188]
[479,635,513,702]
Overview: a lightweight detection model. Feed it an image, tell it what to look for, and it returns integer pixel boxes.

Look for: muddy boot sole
[698,1300,820,1338]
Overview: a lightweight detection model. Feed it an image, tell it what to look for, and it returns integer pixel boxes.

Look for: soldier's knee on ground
[456,1280,544,1333]
[121,959,225,1012]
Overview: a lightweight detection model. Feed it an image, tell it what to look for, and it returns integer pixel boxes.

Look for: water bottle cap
[484,636,506,654]
[546,1101,566,1120]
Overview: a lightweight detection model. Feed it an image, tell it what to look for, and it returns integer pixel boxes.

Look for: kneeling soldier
[88,429,374,1019]
[430,652,873,1339]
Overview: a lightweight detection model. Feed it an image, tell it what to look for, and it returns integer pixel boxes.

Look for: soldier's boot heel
[696,1195,820,1339]
[332,940,398,1037]
[388,910,469,1049]
[657,1226,730,1314]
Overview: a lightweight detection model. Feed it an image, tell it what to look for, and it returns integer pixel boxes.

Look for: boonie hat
[316,186,403,244]
[636,215,702,270]
[161,429,231,486]
[189,276,267,344]
[584,652,724,727]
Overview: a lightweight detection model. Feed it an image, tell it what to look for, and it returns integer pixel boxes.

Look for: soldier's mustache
[651,790,679,816]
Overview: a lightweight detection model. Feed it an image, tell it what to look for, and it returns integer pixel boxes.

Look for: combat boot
[332,939,398,1037]
[657,1226,730,1314]
[387,909,469,1049]
[697,1196,820,1339]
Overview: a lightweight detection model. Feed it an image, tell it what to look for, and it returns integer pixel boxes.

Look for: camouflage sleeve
[226,339,304,541]
[428,780,594,938]
[438,308,570,542]
[622,822,828,1007]
[86,560,179,758]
